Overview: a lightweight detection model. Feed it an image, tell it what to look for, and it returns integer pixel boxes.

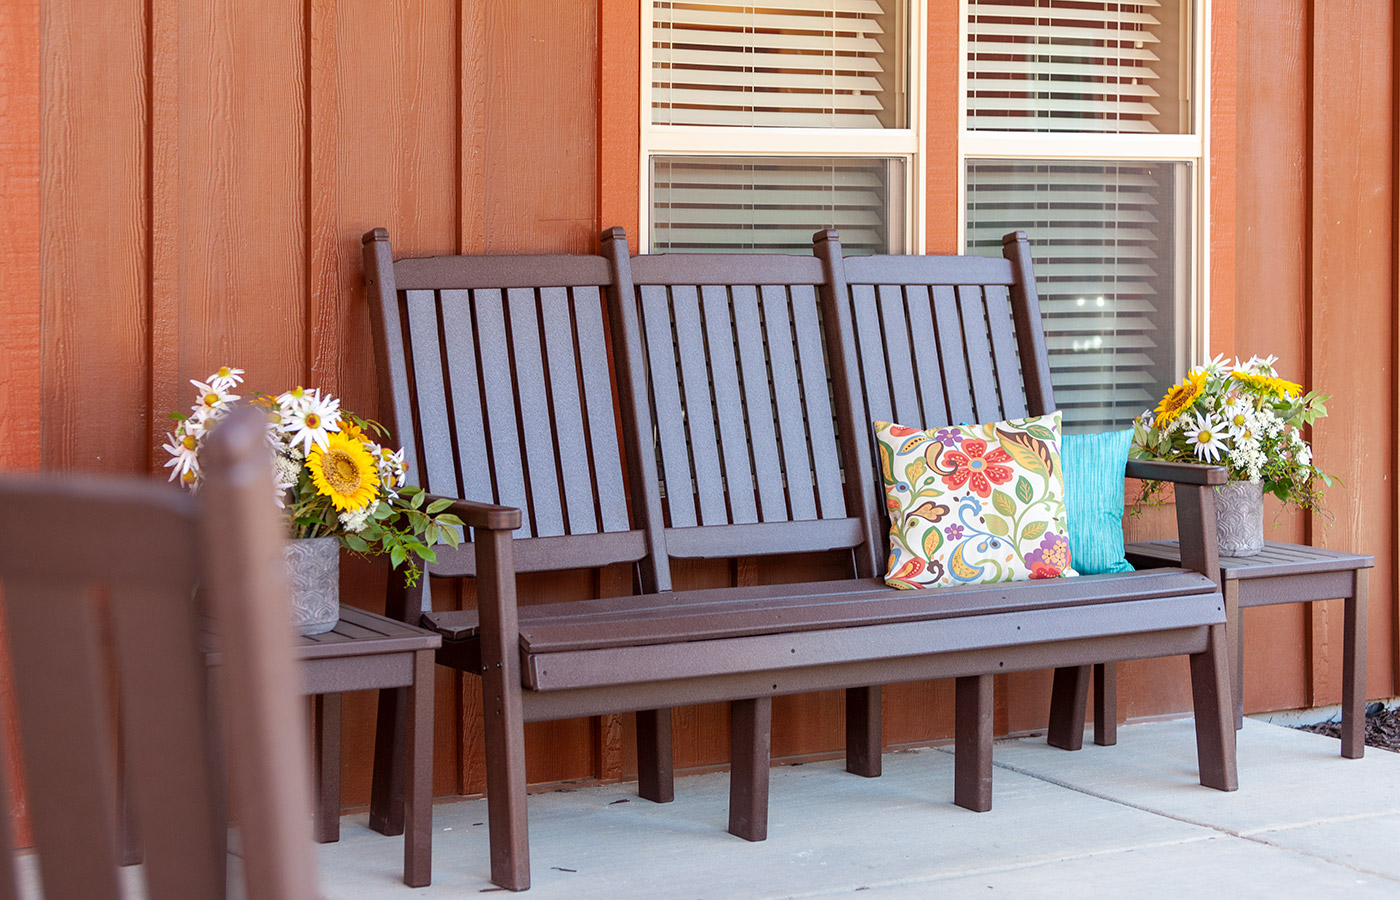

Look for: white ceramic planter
[1215,480,1265,557]
[283,536,341,635]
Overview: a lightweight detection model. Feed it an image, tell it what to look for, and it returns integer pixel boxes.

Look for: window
[963,0,1205,432]
[644,1,923,254]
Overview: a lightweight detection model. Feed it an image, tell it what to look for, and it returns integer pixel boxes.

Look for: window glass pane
[652,1,908,128]
[967,0,1194,134]
[652,156,906,254]
[966,159,1192,431]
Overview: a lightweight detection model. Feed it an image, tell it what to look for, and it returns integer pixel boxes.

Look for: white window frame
[957,0,1212,370]
[639,0,929,254]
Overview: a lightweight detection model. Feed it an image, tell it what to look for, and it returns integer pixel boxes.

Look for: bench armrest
[423,493,522,532]
[1125,459,1227,485]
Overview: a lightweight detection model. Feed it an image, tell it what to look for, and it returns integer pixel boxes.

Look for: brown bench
[362,226,1237,892]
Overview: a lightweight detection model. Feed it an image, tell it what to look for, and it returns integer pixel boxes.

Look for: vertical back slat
[850,284,894,423]
[761,285,819,521]
[984,284,1029,419]
[111,584,225,900]
[440,290,492,503]
[702,285,759,525]
[957,285,1001,422]
[508,288,565,537]
[640,284,697,528]
[877,284,922,426]
[572,286,631,533]
[1003,231,1056,416]
[404,290,457,495]
[6,580,125,900]
[731,285,788,522]
[790,284,844,518]
[904,285,951,429]
[671,285,727,526]
[475,289,533,537]
[538,287,596,535]
[931,285,976,425]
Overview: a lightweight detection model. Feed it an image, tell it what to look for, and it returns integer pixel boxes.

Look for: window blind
[652,156,903,255]
[966,161,1187,431]
[967,0,1188,133]
[652,1,903,128]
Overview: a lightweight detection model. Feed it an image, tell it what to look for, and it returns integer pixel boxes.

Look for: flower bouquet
[164,366,462,586]
[1131,354,1334,520]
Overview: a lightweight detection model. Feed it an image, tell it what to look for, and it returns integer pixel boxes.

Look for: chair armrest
[423,493,522,531]
[1125,459,1227,486]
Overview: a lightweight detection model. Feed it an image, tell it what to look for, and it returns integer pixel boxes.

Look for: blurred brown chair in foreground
[0,407,320,900]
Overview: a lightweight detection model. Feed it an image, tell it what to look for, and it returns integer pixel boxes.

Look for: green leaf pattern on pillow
[875,413,1076,590]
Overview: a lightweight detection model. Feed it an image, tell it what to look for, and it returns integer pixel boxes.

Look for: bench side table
[1111,541,1373,757]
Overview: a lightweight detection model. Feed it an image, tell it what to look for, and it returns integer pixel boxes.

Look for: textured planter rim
[284,535,341,635]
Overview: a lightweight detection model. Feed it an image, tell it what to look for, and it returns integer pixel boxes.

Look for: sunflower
[1154,370,1207,428]
[307,431,381,512]
[1236,371,1302,399]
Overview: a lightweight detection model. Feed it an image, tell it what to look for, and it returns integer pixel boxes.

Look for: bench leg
[845,685,882,777]
[954,675,993,812]
[1093,663,1117,747]
[1226,581,1243,730]
[478,530,531,891]
[313,693,342,843]
[728,697,771,842]
[1047,665,1090,751]
[369,686,407,836]
[1341,569,1369,759]
[403,650,434,887]
[636,708,675,803]
[1189,622,1238,791]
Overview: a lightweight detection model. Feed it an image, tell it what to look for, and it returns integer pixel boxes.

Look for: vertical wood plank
[731,285,787,522]
[957,286,1001,423]
[763,286,819,521]
[598,0,640,248]
[877,285,922,425]
[460,0,486,253]
[641,285,697,527]
[702,285,759,525]
[476,289,532,536]
[905,286,951,429]
[539,287,596,535]
[931,286,976,425]
[148,0,180,472]
[572,287,631,533]
[671,285,727,525]
[1310,0,1396,703]
[983,285,1027,419]
[439,290,491,503]
[404,291,458,497]
[851,285,894,423]
[926,0,960,253]
[507,287,566,537]
[307,0,339,390]
[42,0,149,474]
[790,285,845,519]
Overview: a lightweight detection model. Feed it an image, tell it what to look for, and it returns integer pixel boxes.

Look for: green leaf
[410,490,426,509]
[1021,521,1047,542]
[922,526,944,559]
[437,514,464,528]
[991,490,1017,519]
[389,545,408,569]
[426,498,454,514]
[418,546,437,563]
[1015,476,1033,505]
[986,516,1009,537]
[344,533,370,553]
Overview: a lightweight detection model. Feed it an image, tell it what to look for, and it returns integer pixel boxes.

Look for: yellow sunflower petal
[307,431,381,512]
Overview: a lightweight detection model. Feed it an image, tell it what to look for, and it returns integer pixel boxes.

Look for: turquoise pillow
[1061,429,1134,575]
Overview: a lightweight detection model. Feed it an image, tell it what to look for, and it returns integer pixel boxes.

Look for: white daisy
[1184,412,1227,463]
[1219,399,1254,439]
[191,379,239,419]
[277,385,315,415]
[162,424,202,484]
[1200,353,1234,377]
[209,365,245,391]
[282,391,342,454]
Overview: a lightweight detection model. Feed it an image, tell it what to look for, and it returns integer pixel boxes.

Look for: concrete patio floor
[319,717,1400,898]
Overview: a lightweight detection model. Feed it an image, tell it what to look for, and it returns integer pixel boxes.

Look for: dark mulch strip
[1296,703,1400,752]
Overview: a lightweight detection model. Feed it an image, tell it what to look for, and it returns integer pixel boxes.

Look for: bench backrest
[604,229,879,580]
[362,229,663,588]
[830,230,1057,551]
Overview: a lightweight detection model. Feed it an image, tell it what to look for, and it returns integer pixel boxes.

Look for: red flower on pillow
[941,439,1014,497]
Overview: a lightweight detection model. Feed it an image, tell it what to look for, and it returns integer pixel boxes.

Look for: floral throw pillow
[874,412,1076,590]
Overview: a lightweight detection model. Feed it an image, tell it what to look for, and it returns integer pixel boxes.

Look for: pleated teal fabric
[1062,429,1134,575]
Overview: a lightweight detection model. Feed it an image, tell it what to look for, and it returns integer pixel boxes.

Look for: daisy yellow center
[181,470,197,484]
[204,392,220,406]
[1154,372,1206,428]
[307,432,380,512]
[181,435,198,451]
[218,366,232,378]
[1231,413,1247,426]
[305,412,321,429]
[1195,429,1214,444]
